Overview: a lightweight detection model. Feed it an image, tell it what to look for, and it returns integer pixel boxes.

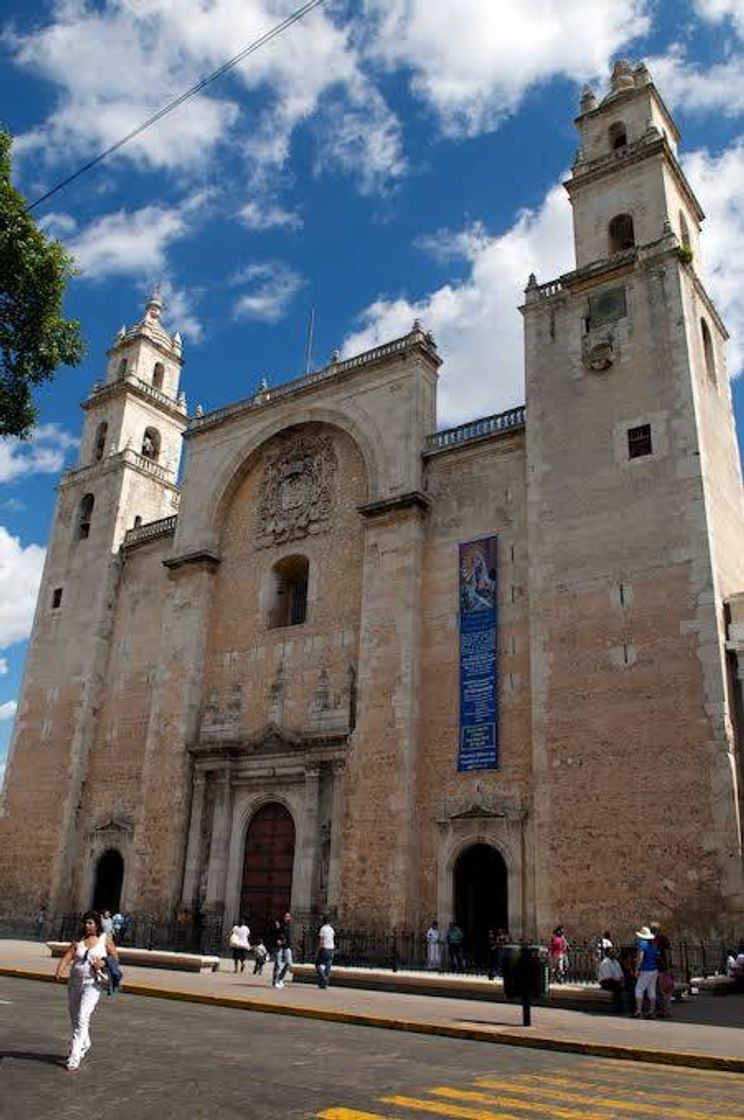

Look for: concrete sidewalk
[2,939,743,1073]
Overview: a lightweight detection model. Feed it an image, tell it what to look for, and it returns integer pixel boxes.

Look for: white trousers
[68,979,101,1066]
[635,968,658,1009]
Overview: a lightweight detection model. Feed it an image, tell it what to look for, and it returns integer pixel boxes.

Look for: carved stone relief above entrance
[255,434,338,548]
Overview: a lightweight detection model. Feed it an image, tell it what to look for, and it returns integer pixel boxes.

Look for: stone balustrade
[123,514,178,548]
[424,406,526,453]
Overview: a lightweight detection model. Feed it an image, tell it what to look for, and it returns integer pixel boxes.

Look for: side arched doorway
[454,844,508,966]
[240,803,295,937]
[92,848,124,913]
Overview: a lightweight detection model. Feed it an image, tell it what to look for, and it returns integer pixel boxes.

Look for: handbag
[659,970,675,996]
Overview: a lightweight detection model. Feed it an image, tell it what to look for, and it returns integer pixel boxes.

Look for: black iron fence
[1,913,739,984]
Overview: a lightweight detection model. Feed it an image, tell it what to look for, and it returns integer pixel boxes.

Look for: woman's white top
[232,925,250,949]
[70,933,107,982]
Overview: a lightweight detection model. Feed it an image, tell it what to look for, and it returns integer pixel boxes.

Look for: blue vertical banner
[458,536,498,771]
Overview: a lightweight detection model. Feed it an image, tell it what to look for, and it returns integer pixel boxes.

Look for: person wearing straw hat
[634,925,658,1018]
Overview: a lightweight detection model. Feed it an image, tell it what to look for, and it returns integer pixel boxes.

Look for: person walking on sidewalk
[634,924,658,1018]
[549,927,569,983]
[55,910,118,1071]
[229,919,250,973]
[272,912,293,989]
[426,921,442,971]
[651,920,674,1017]
[316,915,335,989]
[446,921,465,972]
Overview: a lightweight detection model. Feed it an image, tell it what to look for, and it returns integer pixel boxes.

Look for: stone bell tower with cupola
[524,60,744,935]
[0,292,188,915]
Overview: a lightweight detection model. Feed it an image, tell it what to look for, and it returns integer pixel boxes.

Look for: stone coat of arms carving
[256,434,338,547]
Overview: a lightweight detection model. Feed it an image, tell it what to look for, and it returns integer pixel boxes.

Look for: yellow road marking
[475,1077,744,1120]
[524,1072,744,1109]
[381,1096,524,1120]
[430,1086,610,1119]
[318,1111,395,1120]
[588,1059,744,1082]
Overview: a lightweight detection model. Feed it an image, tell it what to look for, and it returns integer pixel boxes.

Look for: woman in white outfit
[55,910,117,1071]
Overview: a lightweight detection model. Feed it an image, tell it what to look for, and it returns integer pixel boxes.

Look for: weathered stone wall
[525,252,743,937]
[414,432,532,934]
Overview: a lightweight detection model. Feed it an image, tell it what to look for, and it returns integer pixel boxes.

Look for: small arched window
[701,318,716,384]
[609,122,627,151]
[679,211,691,251]
[141,427,161,461]
[268,555,309,629]
[608,213,635,254]
[152,362,164,391]
[94,421,108,462]
[117,358,128,379]
[78,493,95,540]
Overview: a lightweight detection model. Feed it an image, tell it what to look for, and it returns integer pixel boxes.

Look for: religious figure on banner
[460,538,496,614]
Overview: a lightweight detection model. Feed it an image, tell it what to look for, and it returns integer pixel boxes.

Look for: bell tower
[524,60,744,934]
[0,293,187,914]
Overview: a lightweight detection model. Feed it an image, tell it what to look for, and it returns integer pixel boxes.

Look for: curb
[2,966,743,1075]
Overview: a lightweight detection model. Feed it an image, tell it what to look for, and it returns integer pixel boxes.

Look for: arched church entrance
[92,848,124,913]
[240,803,295,938]
[454,843,508,966]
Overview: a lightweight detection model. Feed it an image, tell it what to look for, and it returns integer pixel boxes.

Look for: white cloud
[232,262,304,322]
[8,0,406,195]
[0,701,16,722]
[0,527,45,647]
[694,0,744,35]
[66,192,209,280]
[238,200,302,232]
[362,0,651,136]
[0,423,78,484]
[648,49,744,116]
[0,658,8,676]
[684,140,744,378]
[158,280,204,345]
[343,181,574,426]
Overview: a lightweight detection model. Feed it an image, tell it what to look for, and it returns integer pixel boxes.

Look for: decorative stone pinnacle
[411,318,423,334]
[580,85,597,113]
[610,58,635,93]
[194,403,204,417]
[330,348,341,363]
[526,273,538,289]
[146,286,164,321]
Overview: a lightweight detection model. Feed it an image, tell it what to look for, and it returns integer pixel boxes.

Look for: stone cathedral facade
[3,61,744,944]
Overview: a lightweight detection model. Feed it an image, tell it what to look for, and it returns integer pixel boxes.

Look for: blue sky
[1,0,744,778]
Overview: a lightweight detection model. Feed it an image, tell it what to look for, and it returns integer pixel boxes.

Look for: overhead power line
[27,0,326,212]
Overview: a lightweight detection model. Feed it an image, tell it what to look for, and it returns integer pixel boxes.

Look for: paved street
[1,976,743,1120]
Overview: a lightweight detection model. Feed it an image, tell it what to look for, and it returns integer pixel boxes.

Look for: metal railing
[2,913,737,985]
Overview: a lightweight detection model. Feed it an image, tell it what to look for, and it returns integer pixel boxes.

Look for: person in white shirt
[316,916,335,989]
[229,920,250,973]
[598,947,624,1012]
[55,910,118,1070]
[426,921,442,971]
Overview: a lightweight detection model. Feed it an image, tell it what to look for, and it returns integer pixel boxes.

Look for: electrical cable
[27,0,326,212]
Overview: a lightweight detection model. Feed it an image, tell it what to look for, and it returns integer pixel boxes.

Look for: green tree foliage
[0,131,83,438]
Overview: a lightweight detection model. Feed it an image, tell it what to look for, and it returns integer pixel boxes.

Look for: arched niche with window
[701,318,716,385]
[152,361,165,391]
[268,555,309,629]
[608,121,627,151]
[679,211,691,251]
[608,213,635,255]
[93,421,108,462]
[141,427,161,461]
[77,493,95,540]
[117,357,128,379]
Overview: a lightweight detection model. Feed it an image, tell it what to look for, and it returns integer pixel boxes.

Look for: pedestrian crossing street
[317,1057,744,1119]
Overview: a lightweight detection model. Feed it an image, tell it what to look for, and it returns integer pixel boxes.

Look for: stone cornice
[566,133,704,223]
[58,447,180,494]
[83,375,187,425]
[185,330,441,441]
[357,491,431,519]
[163,548,221,572]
